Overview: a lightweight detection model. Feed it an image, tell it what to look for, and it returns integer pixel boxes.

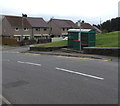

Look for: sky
[0,0,119,25]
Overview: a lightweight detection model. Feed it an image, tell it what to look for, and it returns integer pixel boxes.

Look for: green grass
[34,31,119,48]
[34,40,67,47]
[96,31,119,47]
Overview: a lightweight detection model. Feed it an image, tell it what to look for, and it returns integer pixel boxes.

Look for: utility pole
[78,20,81,50]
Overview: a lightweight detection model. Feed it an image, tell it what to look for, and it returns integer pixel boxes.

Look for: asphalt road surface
[2,47,118,104]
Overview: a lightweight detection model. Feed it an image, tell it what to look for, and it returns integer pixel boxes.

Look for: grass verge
[96,31,119,47]
[34,40,67,47]
[33,31,119,48]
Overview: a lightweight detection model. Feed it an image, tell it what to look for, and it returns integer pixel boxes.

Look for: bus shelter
[68,29,96,50]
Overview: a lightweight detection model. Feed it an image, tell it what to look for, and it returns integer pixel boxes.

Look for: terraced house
[2,14,50,41]
[76,21,102,34]
[48,19,78,37]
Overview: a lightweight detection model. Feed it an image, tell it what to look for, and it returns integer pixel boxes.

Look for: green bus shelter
[68,29,96,50]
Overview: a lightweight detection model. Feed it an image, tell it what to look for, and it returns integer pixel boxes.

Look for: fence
[0,38,52,46]
[83,47,120,57]
[0,38,18,45]
[52,37,63,42]
[37,38,51,44]
[18,38,51,46]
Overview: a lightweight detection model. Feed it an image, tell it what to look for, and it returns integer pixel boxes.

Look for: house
[48,19,78,37]
[76,21,101,33]
[92,25,102,33]
[2,15,32,41]
[2,14,50,41]
[26,17,50,40]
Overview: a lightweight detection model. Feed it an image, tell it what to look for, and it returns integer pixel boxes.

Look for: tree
[95,17,120,32]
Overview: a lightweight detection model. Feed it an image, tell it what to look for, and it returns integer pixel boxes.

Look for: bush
[102,30,108,34]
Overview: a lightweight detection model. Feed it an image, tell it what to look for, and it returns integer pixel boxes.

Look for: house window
[36,28,40,31]
[24,28,29,31]
[44,28,47,31]
[63,28,65,31]
[50,28,52,31]
[15,28,19,31]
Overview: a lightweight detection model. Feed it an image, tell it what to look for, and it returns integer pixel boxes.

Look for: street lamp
[78,20,81,50]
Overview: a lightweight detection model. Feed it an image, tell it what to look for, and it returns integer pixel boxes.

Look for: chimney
[82,20,84,23]
[22,14,27,17]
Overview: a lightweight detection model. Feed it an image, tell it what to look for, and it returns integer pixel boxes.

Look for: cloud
[0,0,119,24]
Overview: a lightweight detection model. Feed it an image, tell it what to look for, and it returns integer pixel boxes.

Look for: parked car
[62,37,68,40]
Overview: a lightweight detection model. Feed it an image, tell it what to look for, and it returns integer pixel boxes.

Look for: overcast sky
[0,0,119,25]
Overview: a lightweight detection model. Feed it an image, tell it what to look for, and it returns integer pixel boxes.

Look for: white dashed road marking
[17,60,104,80]
[17,61,41,66]
[56,67,104,80]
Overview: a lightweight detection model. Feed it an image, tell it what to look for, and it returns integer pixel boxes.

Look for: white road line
[56,67,104,80]
[17,61,41,66]
[0,95,12,105]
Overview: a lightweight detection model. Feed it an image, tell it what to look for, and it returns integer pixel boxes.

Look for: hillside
[96,31,119,47]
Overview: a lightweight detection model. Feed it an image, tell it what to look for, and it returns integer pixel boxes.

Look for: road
[2,47,118,104]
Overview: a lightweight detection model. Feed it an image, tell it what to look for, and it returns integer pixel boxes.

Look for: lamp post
[78,20,81,50]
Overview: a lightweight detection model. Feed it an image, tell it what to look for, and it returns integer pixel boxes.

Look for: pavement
[23,49,118,62]
[1,45,119,62]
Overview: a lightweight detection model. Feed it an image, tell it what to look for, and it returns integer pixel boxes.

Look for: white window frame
[24,28,29,31]
[15,28,19,31]
[44,28,47,31]
[36,28,40,31]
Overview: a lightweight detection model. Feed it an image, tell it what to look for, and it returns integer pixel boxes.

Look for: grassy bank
[34,31,119,48]
[34,40,67,47]
[96,31,119,47]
